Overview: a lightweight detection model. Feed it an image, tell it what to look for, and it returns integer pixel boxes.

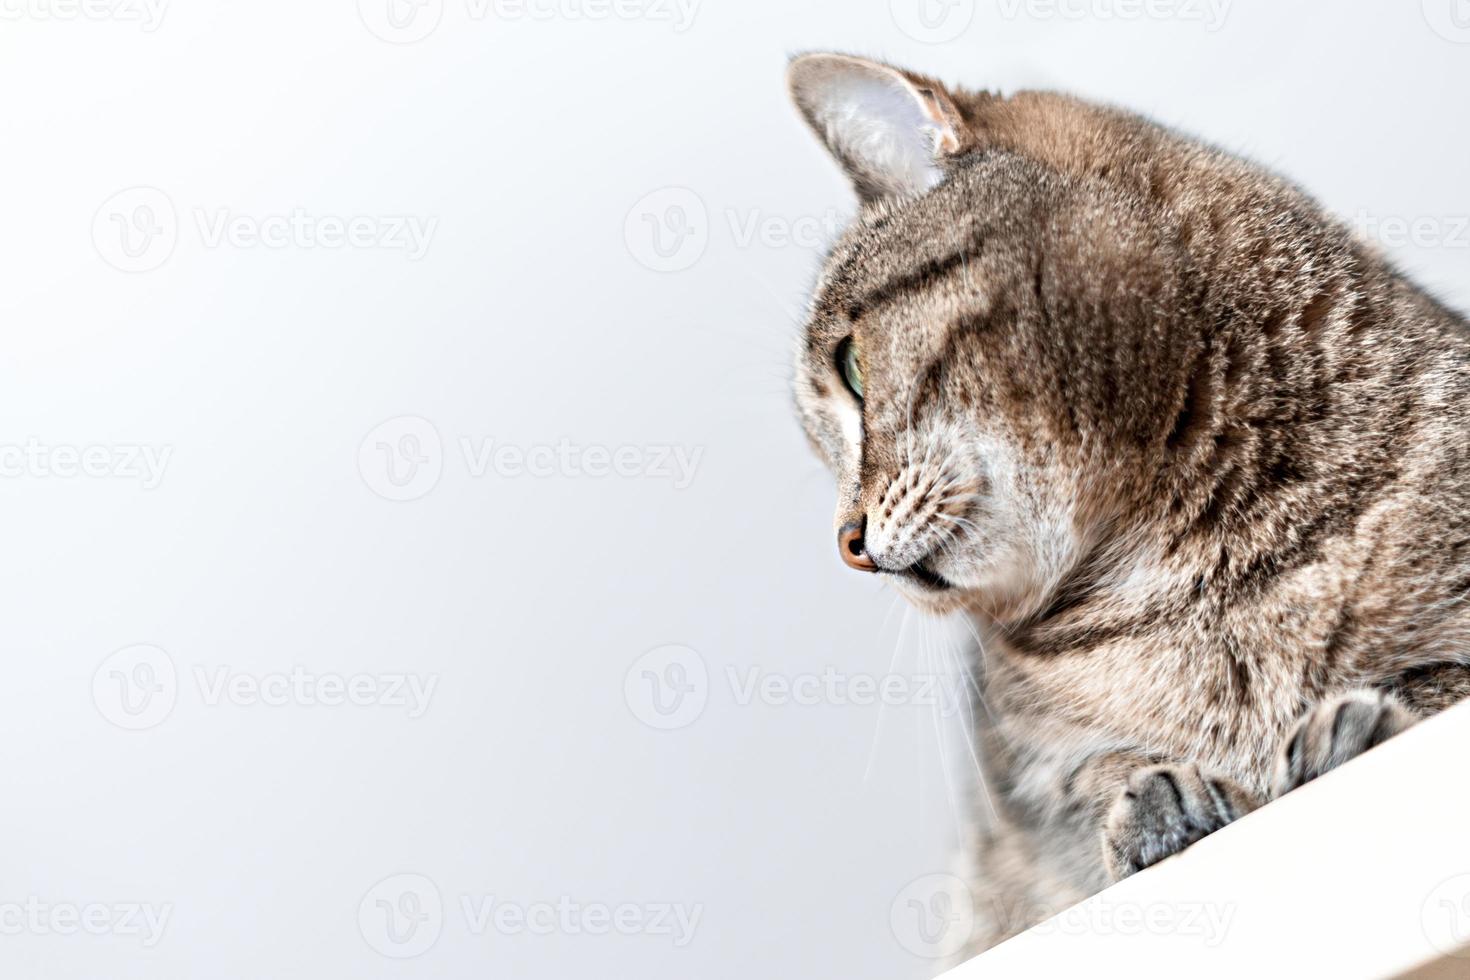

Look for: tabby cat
[784,53,1470,955]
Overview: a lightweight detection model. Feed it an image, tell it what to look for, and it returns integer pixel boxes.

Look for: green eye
[838,337,864,400]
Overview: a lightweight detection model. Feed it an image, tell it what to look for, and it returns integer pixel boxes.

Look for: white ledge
[943,700,1470,979]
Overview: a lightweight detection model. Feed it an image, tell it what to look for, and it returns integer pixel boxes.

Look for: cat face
[786,54,1169,619]
[792,173,1086,619]
[786,56,1070,619]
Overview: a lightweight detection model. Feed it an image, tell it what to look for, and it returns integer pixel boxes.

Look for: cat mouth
[890,559,952,591]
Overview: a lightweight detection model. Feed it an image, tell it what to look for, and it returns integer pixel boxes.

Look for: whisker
[939,620,998,823]
[863,603,912,784]
[921,616,967,841]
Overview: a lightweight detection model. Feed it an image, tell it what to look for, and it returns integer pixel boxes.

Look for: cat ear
[787,53,969,204]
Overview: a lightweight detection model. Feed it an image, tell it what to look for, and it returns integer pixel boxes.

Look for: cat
[784,52,1470,956]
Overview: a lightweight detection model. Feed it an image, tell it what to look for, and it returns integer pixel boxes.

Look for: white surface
[946,700,1470,979]
[0,2,1467,978]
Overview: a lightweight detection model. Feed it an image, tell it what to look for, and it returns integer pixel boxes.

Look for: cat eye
[836,337,864,400]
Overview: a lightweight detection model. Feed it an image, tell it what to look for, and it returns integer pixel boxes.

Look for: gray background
[1,1,1467,977]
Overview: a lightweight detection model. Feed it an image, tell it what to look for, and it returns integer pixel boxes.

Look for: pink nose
[838,520,877,572]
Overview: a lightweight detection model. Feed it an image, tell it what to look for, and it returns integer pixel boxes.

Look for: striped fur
[786,54,1470,954]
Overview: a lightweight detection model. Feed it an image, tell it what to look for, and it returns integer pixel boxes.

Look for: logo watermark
[623,646,970,731]
[891,874,975,959]
[359,874,443,959]
[461,896,701,946]
[1355,210,1470,250]
[990,896,1236,946]
[358,873,702,958]
[889,0,975,44]
[93,187,177,273]
[624,645,709,730]
[357,0,699,43]
[358,416,705,502]
[889,873,1236,959]
[1423,0,1470,43]
[93,646,438,730]
[624,187,847,273]
[193,666,437,717]
[625,188,708,272]
[1422,873,1470,959]
[0,898,172,947]
[93,645,178,731]
[194,209,435,259]
[0,439,171,489]
[358,417,443,502]
[0,0,168,30]
[725,666,966,714]
[93,187,437,272]
[996,0,1230,30]
[357,0,444,43]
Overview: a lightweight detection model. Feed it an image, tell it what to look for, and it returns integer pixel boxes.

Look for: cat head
[787,54,1201,620]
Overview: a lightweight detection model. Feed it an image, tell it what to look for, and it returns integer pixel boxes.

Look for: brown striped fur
[785,53,1470,955]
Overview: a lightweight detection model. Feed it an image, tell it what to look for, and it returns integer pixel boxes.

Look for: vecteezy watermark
[192,666,437,717]
[725,666,966,716]
[1354,210,1470,250]
[359,875,444,959]
[1422,873,1470,959]
[92,645,178,730]
[624,188,708,272]
[358,873,702,958]
[1423,0,1470,43]
[623,646,971,731]
[0,439,172,489]
[193,209,435,259]
[624,645,710,730]
[93,187,177,273]
[356,0,444,43]
[624,187,847,273]
[92,646,438,730]
[0,898,172,947]
[462,896,702,947]
[889,874,1236,959]
[889,0,975,44]
[995,0,1231,30]
[358,416,705,502]
[891,874,976,959]
[988,896,1236,947]
[92,187,437,272]
[358,416,443,502]
[356,0,699,43]
[459,437,701,487]
[0,0,168,30]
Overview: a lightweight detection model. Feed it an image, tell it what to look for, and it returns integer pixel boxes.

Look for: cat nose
[838,520,878,572]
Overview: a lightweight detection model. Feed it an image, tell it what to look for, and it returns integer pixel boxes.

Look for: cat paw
[1101,764,1259,881]
[1271,690,1416,797]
